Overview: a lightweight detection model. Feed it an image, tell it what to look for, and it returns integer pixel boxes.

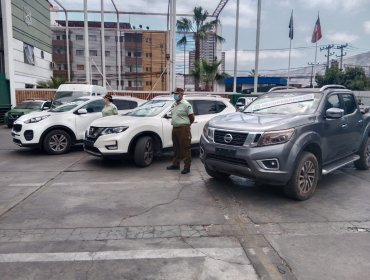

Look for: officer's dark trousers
[171,125,192,169]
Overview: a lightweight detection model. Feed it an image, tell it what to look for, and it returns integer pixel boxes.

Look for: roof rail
[320,85,347,91]
[267,86,297,92]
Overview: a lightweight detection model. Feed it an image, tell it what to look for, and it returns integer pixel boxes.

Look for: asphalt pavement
[1,125,370,279]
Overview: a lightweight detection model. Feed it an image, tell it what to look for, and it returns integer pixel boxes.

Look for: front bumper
[11,122,43,148]
[83,133,130,158]
[200,134,294,184]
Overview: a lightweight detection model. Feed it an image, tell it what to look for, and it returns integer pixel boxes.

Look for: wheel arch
[128,131,163,157]
[40,125,77,147]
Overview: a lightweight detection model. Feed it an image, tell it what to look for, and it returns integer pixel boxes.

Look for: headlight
[24,115,50,124]
[100,126,128,135]
[258,128,294,146]
[202,122,214,141]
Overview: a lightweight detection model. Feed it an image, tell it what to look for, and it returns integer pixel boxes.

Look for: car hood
[90,115,155,127]
[8,108,40,114]
[208,112,315,131]
[16,110,52,122]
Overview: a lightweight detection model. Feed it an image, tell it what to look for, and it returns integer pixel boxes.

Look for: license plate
[215,147,236,157]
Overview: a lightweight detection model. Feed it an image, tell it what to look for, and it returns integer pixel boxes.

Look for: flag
[311,15,322,43]
[288,11,293,40]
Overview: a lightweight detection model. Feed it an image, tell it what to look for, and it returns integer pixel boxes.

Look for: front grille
[214,130,248,146]
[13,124,22,132]
[86,126,104,139]
[207,153,248,166]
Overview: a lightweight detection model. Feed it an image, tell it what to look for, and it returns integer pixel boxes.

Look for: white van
[52,84,107,108]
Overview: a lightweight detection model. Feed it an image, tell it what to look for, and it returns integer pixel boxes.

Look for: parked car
[200,85,370,200]
[4,99,51,128]
[52,84,107,108]
[11,96,145,154]
[84,95,236,167]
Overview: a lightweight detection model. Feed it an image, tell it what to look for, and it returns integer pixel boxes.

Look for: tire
[205,166,230,180]
[134,136,154,167]
[354,137,370,170]
[43,129,72,155]
[284,152,319,201]
[7,123,12,128]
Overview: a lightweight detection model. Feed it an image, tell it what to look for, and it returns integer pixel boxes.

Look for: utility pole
[308,62,319,88]
[320,44,334,72]
[336,43,348,71]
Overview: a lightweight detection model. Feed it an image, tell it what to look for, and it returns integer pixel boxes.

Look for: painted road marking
[0,248,246,263]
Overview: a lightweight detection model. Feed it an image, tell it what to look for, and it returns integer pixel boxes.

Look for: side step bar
[322,154,360,175]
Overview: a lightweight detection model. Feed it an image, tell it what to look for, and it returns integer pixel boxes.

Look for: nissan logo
[224,133,233,143]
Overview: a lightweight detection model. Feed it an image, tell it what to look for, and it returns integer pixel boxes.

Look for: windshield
[243,92,322,115]
[49,98,88,112]
[14,101,43,109]
[126,100,173,117]
[52,91,90,107]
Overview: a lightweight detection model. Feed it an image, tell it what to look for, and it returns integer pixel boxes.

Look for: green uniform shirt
[102,103,118,117]
[171,99,194,127]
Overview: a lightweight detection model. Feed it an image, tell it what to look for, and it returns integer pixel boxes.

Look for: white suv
[11,96,145,154]
[84,95,236,166]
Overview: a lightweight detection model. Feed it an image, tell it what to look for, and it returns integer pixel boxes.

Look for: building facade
[1,0,52,106]
[52,21,168,91]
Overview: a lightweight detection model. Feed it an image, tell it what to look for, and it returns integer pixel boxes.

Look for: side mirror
[42,106,50,110]
[76,108,88,115]
[326,107,344,119]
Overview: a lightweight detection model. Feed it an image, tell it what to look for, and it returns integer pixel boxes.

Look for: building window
[76,50,84,56]
[89,50,98,56]
[146,81,152,86]
[41,51,44,59]
[105,51,110,57]
[25,84,34,88]
[89,35,97,41]
[145,37,152,43]
[104,36,110,42]
[77,64,84,70]
[106,65,111,71]
[76,35,83,40]
[23,43,35,65]
[134,51,141,57]
[92,79,98,85]
[146,67,152,72]
[128,81,132,87]
[56,35,61,40]
[127,51,132,57]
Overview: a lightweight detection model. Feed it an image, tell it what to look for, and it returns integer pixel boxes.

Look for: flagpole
[313,41,318,88]
[287,39,292,88]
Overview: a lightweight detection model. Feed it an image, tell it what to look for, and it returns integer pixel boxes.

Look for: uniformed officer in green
[166,88,195,174]
[102,94,118,117]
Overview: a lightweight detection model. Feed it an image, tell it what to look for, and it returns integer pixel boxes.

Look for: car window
[237,98,246,105]
[81,100,104,113]
[216,101,227,112]
[342,94,357,115]
[325,94,341,111]
[193,100,218,115]
[113,99,138,110]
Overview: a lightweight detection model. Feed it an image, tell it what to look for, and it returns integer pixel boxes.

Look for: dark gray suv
[200,85,370,200]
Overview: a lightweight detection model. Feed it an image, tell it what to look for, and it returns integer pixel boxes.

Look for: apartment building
[1,0,52,107]
[52,21,168,91]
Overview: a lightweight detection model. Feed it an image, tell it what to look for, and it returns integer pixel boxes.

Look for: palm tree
[194,59,223,91]
[177,6,225,91]
[37,77,67,88]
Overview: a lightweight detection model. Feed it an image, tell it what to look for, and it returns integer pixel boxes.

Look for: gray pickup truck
[200,85,370,200]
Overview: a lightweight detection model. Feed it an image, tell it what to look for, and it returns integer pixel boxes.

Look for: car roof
[152,94,229,101]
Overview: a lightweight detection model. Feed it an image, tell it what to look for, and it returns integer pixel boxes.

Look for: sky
[50,0,370,76]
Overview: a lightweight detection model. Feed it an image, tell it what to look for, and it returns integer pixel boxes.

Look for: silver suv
[200,85,370,200]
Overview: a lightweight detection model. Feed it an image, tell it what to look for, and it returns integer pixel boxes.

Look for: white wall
[13,39,53,88]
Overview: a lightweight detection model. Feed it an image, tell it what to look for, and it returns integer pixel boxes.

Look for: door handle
[341,123,348,128]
